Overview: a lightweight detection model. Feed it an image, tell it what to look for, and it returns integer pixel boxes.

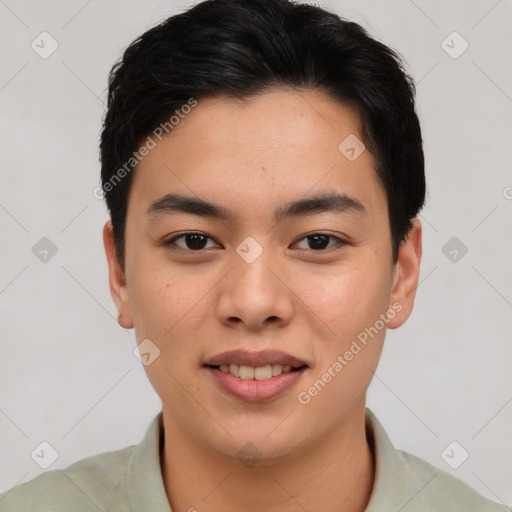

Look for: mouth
[203,348,309,379]
[203,349,309,402]
[204,363,307,380]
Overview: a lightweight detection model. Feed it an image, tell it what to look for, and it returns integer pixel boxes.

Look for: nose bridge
[217,237,293,328]
[233,238,279,304]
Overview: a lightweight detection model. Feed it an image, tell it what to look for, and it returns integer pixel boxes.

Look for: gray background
[0,0,511,505]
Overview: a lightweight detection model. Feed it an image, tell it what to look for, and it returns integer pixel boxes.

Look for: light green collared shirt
[0,409,508,511]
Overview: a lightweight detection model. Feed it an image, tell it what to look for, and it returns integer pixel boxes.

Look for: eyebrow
[146,191,366,223]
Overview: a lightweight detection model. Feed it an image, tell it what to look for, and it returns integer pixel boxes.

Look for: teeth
[271,364,283,377]
[239,365,254,379]
[217,363,298,380]
[229,363,239,377]
[254,365,272,380]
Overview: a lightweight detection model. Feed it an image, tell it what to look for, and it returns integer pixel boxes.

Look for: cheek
[295,268,390,420]
[293,261,392,342]
[129,263,210,349]
[129,266,212,400]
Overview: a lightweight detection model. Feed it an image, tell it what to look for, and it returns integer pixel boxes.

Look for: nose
[216,246,294,331]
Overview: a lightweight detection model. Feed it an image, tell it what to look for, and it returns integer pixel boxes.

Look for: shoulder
[364,408,510,512]
[0,445,135,512]
[396,449,509,512]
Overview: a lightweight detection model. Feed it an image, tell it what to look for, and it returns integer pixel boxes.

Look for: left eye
[293,233,344,251]
[164,232,345,252]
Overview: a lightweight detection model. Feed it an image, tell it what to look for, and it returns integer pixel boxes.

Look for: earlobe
[103,221,134,329]
[387,218,422,329]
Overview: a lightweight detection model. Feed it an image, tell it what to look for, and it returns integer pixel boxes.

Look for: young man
[0,0,508,510]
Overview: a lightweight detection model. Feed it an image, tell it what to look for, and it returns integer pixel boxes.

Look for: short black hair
[100,0,425,268]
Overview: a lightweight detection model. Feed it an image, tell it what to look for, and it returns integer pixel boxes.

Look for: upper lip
[204,349,308,368]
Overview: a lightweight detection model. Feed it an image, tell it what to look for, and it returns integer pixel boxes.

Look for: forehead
[128,89,385,221]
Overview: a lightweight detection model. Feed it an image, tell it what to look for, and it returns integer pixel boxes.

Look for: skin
[103,88,422,512]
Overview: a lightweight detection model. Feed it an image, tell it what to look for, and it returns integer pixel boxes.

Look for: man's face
[105,89,420,461]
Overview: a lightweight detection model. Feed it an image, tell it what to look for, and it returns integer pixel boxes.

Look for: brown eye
[165,232,219,251]
[294,233,345,251]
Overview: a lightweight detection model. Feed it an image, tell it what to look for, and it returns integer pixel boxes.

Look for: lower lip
[205,366,307,403]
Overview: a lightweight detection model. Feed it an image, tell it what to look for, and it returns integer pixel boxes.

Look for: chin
[204,420,307,466]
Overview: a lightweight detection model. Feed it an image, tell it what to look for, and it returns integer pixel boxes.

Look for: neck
[161,403,374,512]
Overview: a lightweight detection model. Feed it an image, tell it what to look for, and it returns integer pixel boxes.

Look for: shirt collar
[364,408,439,511]
[126,412,172,511]
[125,408,436,511]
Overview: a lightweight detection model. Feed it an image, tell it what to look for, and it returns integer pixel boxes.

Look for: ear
[103,220,134,329]
[387,218,422,329]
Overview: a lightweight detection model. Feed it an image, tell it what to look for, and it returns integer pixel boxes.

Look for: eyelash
[163,231,347,253]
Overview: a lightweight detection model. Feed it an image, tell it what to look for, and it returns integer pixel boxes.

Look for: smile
[213,363,304,380]
[204,365,308,402]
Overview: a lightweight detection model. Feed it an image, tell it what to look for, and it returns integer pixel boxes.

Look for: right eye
[163,232,221,252]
